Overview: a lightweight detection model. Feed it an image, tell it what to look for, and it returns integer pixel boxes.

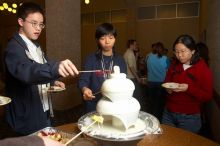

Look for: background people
[145,42,169,121]
[196,42,210,66]
[4,2,79,135]
[123,39,142,103]
[78,23,127,113]
[162,34,213,133]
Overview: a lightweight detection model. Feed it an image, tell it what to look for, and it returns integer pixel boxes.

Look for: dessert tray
[78,111,162,141]
[31,127,74,144]
[0,96,11,106]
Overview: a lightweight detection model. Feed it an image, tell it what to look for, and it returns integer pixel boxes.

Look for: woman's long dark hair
[173,34,200,65]
[95,23,117,59]
[196,42,209,65]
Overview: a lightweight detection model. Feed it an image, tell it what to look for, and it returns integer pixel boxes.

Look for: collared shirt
[19,33,49,111]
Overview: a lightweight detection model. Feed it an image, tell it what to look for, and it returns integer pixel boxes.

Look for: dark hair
[127,39,136,48]
[152,42,164,58]
[95,23,117,58]
[173,34,200,65]
[95,23,117,40]
[17,2,44,20]
[196,42,209,65]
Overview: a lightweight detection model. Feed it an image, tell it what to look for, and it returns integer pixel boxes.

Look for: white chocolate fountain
[97,66,140,130]
[77,66,161,142]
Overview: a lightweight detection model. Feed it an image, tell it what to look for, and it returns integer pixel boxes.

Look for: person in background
[124,39,142,102]
[162,34,213,133]
[4,2,79,135]
[146,42,169,121]
[134,45,147,77]
[196,42,210,134]
[78,23,127,113]
[0,135,64,146]
[196,42,210,66]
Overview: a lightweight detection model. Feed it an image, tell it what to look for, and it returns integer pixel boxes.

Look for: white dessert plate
[162,82,179,89]
[0,96,11,106]
[47,86,66,92]
[77,111,162,141]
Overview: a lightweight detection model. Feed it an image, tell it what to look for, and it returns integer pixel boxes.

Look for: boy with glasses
[4,2,79,135]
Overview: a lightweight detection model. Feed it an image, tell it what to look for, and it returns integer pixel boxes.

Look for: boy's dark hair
[127,39,136,48]
[17,2,44,20]
[95,23,117,40]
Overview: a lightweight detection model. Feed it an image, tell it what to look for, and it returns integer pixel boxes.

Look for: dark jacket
[4,32,60,135]
[78,51,127,112]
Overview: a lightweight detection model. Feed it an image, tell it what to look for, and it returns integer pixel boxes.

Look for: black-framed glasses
[25,20,45,29]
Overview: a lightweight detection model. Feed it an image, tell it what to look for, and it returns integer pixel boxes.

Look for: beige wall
[81,0,199,64]
[200,0,220,143]
[137,18,199,56]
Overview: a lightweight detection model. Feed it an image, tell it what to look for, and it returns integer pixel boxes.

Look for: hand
[41,137,65,146]
[173,83,188,92]
[58,59,79,77]
[82,87,95,100]
[166,88,173,94]
[54,81,65,89]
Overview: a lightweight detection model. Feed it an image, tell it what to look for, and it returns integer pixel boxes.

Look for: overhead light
[8,7,12,12]
[85,0,90,4]
[3,3,8,9]
[0,6,4,11]
[12,3,17,8]
[0,2,19,14]
[12,9,16,13]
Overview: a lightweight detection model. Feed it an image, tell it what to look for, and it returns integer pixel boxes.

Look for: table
[57,123,219,146]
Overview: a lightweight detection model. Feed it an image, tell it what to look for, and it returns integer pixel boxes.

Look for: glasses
[25,20,45,29]
[174,49,189,55]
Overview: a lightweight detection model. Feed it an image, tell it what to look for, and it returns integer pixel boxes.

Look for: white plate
[47,86,66,92]
[162,82,179,89]
[0,96,11,106]
[77,111,162,141]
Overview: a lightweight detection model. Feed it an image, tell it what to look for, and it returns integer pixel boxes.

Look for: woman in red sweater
[162,34,213,133]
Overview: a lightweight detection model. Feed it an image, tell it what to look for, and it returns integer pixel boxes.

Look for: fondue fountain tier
[78,66,161,142]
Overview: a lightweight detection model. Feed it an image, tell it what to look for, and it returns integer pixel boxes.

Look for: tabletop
[56,123,219,146]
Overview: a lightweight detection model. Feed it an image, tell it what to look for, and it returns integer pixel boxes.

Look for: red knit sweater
[164,59,213,114]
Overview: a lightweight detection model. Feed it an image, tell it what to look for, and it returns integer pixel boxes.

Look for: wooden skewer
[79,70,111,73]
[79,70,101,73]
[93,91,101,96]
[65,120,96,145]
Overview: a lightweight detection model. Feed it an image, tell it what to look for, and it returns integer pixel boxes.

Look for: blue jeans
[162,109,201,133]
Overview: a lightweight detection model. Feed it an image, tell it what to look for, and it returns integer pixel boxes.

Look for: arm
[78,55,95,100]
[185,67,213,102]
[0,135,64,146]
[5,43,78,85]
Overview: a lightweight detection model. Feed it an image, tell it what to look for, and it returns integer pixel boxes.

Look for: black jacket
[4,32,60,135]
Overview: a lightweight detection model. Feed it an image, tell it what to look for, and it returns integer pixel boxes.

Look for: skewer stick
[65,115,104,145]
[93,91,101,96]
[79,70,111,73]
[65,120,96,145]
[79,70,101,73]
